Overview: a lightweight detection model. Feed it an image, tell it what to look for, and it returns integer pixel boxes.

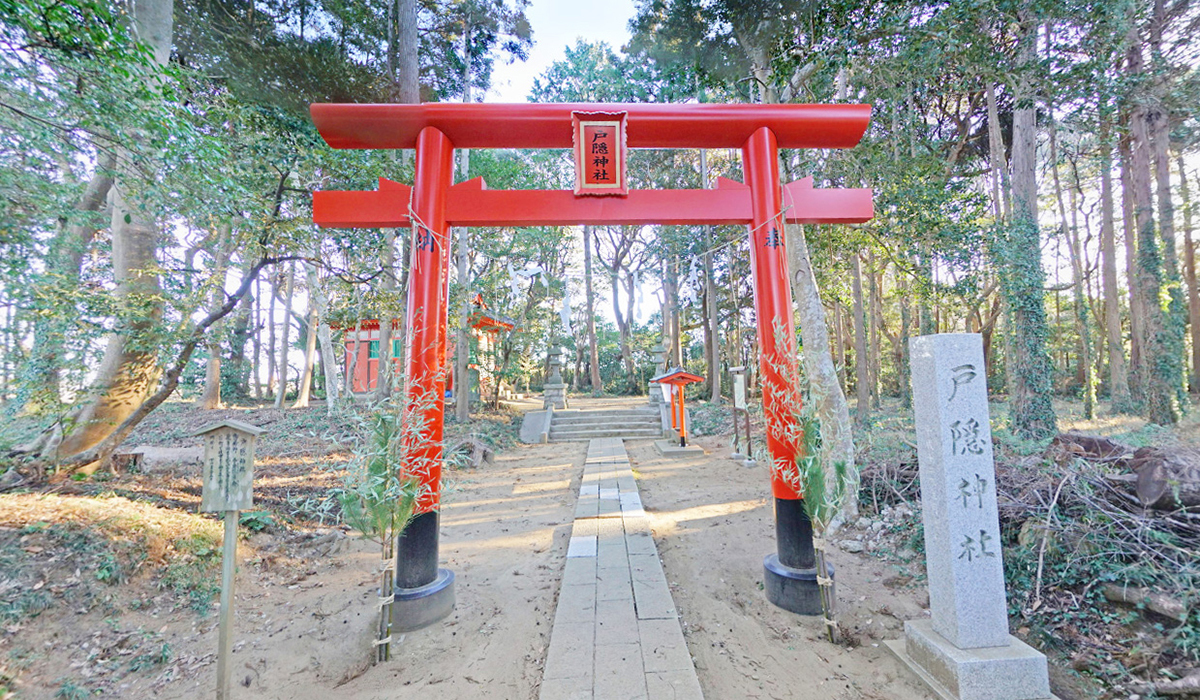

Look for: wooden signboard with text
[573,111,627,196]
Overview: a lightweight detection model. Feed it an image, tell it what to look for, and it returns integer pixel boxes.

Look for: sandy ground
[628,436,934,700]
[8,429,944,699]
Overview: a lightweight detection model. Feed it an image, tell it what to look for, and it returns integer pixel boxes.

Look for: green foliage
[794,410,852,532]
[339,410,421,544]
[53,679,91,700]
[238,510,276,533]
[126,642,172,673]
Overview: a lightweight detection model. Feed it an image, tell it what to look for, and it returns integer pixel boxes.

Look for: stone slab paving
[540,438,704,700]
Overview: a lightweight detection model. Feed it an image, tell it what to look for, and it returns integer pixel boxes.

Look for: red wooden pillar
[742,126,824,614]
[394,126,456,630]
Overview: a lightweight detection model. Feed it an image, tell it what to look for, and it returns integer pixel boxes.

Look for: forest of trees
[1,0,1198,475]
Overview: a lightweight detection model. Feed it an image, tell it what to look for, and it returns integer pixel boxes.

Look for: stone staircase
[547,406,663,442]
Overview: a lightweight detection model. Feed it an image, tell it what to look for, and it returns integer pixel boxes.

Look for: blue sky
[488,0,639,102]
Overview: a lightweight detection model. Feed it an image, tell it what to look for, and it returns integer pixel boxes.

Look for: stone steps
[548,408,664,442]
[552,416,659,427]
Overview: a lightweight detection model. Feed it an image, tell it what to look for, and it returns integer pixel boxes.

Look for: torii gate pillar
[392,126,456,631]
[743,127,824,614]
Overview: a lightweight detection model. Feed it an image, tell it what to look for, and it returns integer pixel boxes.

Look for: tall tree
[54,0,175,458]
[994,9,1057,439]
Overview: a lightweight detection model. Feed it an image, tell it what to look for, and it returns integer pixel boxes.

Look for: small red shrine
[651,367,704,447]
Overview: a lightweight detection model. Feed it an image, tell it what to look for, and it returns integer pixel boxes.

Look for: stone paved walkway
[538,438,704,700]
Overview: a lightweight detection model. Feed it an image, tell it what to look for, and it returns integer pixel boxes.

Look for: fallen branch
[1128,668,1200,696]
[1101,583,1188,623]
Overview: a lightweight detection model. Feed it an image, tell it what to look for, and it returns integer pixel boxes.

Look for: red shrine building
[341,294,514,397]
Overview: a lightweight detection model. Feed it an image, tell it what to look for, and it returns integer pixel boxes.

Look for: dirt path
[628,436,935,700]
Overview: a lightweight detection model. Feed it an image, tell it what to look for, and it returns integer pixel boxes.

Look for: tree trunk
[375,230,397,401]
[1179,153,1199,393]
[198,223,234,410]
[454,225,470,421]
[292,299,318,408]
[274,261,295,408]
[701,149,722,402]
[852,252,869,427]
[253,277,263,400]
[785,223,857,519]
[394,0,420,103]
[1128,30,1179,425]
[1100,114,1133,410]
[899,273,913,407]
[986,82,1010,221]
[1120,129,1143,401]
[227,257,256,401]
[51,0,173,459]
[305,262,341,414]
[1150,82,1185,411]
[996,12,1057,440]
[868,253,882,410]
[1048,108,1094,419]
[266,273,277,398]
[22,150,116,413]
[611,270,636,388]
[584,225,602,392]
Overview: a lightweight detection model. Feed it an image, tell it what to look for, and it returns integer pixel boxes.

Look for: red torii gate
[311,102,873,627]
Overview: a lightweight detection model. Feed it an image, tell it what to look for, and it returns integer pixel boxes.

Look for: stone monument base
[392,569,455,632]
[885,619,1056,700]
[648,381,662,403]
[762,554,829,616]
[653,439,706,458]
[542,382,568,410]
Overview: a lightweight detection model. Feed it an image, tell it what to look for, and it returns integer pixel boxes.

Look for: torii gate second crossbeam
[310,102,874,629]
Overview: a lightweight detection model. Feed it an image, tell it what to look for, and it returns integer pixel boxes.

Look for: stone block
[597,542,629,571]
[595,598,639,646]
[593,643,647,700]
[567,535,597,558]
[596,517,625,543]
[575,499,600,519]
[644,671,703,700]
[554,583,597,624]
[628,554,667,585]
[637,619,691,673]
[597,499,622,518]
[538,678,593,700]
[632,578,677,620]
[886,619,1053,700]
[625,531,657,556]
[653,440,706,458]
[572,519,599,538]
[542,621,595,681]
[595,566,633,602]
[562,556,596,587]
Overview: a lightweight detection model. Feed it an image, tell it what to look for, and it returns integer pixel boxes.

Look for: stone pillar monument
[886,334,1054,700]
[542,346,568,410]
[647,342,668,404]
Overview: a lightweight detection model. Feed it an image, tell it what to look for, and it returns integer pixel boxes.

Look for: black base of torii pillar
[392,511,455,631]
[763,498,831,615]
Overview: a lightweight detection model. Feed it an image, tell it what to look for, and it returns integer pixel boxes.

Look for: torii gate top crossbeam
[310,102,871,150]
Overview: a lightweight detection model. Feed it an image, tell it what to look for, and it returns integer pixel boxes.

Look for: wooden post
[217,510,237,700]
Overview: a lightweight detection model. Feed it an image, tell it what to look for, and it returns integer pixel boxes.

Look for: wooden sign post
[196,419,265,700]
[730,366,754,466]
